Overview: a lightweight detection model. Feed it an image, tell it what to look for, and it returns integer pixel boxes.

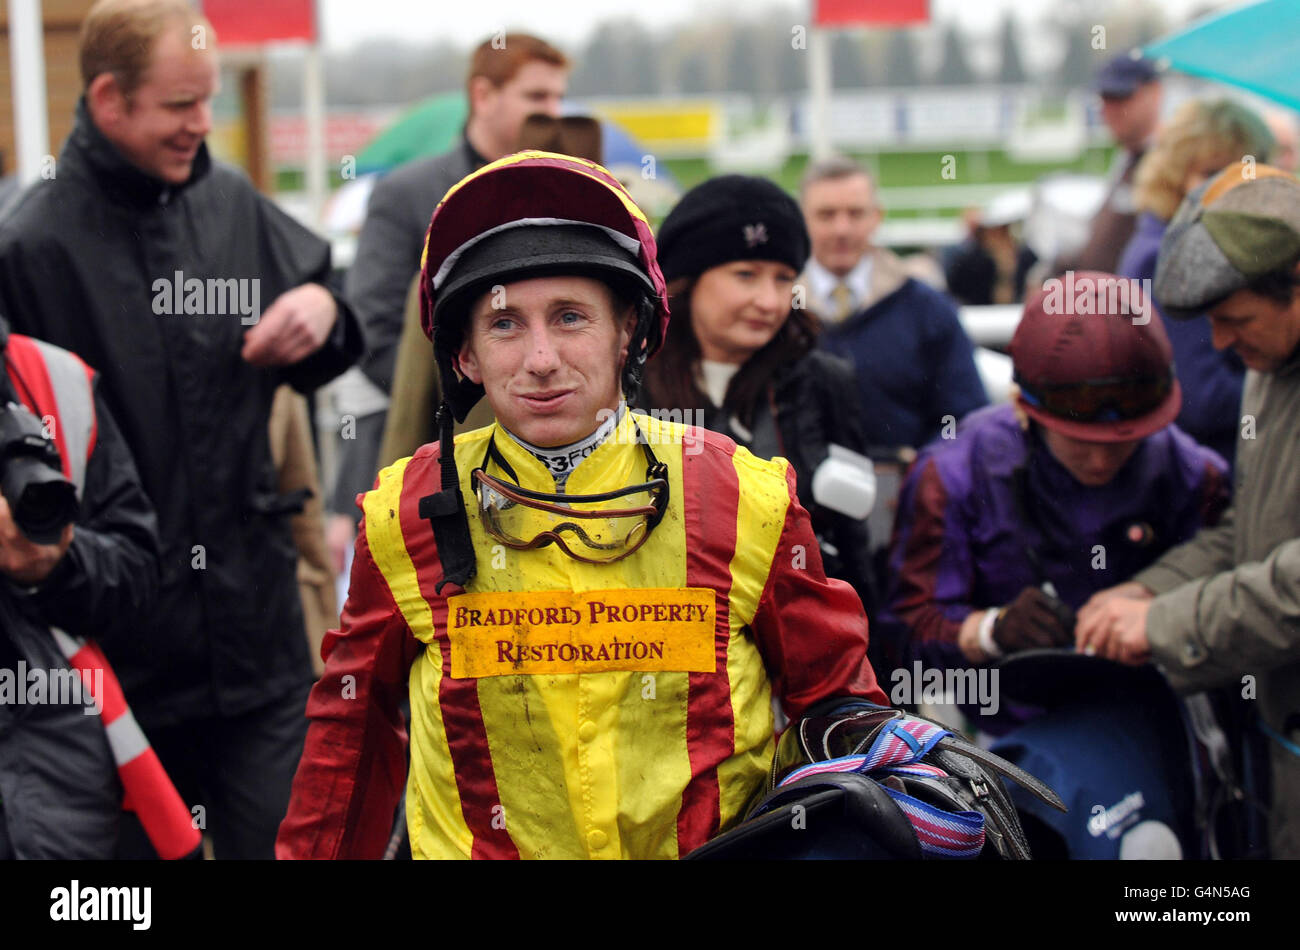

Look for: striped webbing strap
[779,717,986,859]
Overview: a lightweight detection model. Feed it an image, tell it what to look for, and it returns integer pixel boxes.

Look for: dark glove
[993,586,1075,653]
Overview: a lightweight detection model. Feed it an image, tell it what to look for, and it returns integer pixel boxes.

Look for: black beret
[656,175,810,283]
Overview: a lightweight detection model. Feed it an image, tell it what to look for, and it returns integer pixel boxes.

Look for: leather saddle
[686,700,1066,860]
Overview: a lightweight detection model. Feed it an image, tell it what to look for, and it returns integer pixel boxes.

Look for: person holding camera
[0,314,164,858]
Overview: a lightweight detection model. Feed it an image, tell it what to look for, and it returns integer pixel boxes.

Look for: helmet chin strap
[620,295,659,403]
[420,402,477,593]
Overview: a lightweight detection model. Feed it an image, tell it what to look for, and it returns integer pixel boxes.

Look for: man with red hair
[347,33,570,397]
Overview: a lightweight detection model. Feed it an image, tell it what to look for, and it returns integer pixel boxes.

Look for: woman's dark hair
[641,273,819,428]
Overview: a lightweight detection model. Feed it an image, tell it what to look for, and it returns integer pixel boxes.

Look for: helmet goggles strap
[1015,371,1173,423]
[472,417,669,564]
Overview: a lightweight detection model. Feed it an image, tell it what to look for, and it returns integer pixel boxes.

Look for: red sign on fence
[814,0,929,26]
[201,0,316,46]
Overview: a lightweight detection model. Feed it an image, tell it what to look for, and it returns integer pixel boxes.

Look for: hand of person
[1075,596,1153,665]
[1077,580,1153,631]
[242,283,338,367]
[0,495,73,585]
[326,513,356,577]
[991,586,1075,654]
[958,608,993,664]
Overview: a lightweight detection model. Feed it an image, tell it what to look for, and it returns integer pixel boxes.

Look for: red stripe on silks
[893,461,963,647]
[398,449,519,860]
[4,336,72,480]
[676,430,739,854]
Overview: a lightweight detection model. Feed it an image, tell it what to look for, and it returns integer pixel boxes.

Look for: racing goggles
[471,424,669,564]
[1015,371,1173,423]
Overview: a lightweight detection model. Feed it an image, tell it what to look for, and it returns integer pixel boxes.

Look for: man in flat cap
[1077,162,1300,857]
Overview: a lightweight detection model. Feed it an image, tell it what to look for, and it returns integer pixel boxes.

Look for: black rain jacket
[644,349,876,609]
[0,101,362,729]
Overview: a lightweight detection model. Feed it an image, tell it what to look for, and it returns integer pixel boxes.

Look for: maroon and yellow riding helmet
[418,150,670,421]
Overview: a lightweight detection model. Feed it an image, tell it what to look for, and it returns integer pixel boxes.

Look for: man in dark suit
[347,34,569,395]
[798,156,988,452]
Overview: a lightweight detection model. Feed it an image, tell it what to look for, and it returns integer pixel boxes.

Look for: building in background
[0,0,95,180]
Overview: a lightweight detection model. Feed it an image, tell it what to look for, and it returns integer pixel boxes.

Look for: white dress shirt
[804,254,874,324]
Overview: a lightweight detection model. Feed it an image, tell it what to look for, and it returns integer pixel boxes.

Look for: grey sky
[319,0,1239,51]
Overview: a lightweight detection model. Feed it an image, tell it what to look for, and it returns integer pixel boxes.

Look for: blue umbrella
[599,120,652,169]
[1144,0,1300,111]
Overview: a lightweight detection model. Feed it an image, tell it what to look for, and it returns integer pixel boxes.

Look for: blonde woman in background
[1118,99,1274,468]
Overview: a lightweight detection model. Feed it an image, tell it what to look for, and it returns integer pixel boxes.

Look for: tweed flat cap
[1154,162,1300,319]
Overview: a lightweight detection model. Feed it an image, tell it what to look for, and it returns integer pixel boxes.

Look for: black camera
[0,401,78,544]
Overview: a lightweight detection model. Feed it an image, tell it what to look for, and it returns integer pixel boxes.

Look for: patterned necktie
[830,282,854,323]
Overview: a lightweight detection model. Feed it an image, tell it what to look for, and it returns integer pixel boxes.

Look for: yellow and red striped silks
[278,413,884,860]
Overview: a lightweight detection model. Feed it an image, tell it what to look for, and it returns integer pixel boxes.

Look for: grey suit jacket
[347,138,483,390]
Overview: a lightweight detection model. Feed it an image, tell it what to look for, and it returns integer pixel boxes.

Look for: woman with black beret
[642,174,878,617]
